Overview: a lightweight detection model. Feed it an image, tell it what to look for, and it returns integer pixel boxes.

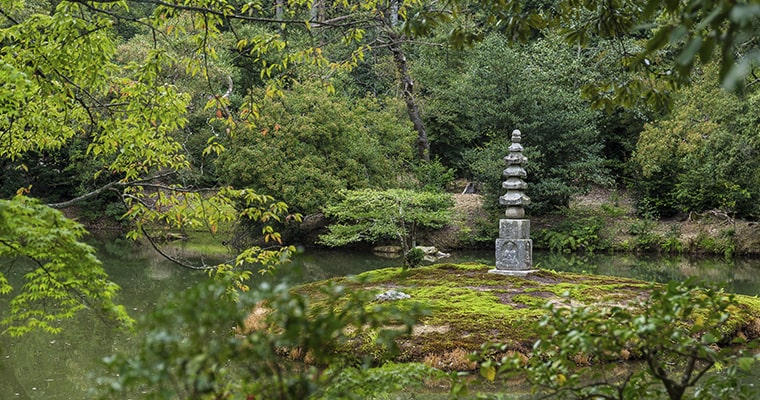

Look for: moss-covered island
[294,263,760,371]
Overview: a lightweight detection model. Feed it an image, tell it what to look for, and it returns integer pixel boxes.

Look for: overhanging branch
[46,171,177,209]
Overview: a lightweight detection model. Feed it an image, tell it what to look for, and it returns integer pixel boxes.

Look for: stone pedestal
[492,219,535,275]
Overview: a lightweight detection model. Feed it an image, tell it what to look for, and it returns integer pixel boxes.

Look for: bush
[319,188,453,258]
[535,216,608,253]
[631,64,760,219]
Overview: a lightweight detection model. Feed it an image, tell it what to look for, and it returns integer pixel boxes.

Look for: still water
[2,239,760,399]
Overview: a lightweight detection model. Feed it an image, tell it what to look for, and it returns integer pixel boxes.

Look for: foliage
[417,33,609,214]
[319,189,453,267]
[632,65,760,218]
[479,0,760,106]
[216,82,414,215]
[476,280,760,399]
[535,216,608,253]
[661,224,685,254]
[0,193,133,336]
[404,247,426,268]
[400,158,457,193]
[317,362,446,399]
[95,277,432,399]
[0,0,322,335]
[628,219,662,252]
[691,230,738,259]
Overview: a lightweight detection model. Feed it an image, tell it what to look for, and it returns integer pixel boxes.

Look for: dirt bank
[423,189,760,256]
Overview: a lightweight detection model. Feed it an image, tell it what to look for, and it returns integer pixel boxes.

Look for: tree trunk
[276,0,284,20]
[389,0,399,27]
[389,34,430,162]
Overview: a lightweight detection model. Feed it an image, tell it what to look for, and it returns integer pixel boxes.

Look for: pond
[2,239,760,399]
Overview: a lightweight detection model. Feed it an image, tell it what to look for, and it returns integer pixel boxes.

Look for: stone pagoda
[491,129,536,275]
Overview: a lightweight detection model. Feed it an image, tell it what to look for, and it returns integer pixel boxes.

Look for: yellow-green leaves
[0,195,134,336]
[88,78,190,180]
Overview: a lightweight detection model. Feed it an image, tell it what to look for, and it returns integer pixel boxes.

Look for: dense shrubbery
[416,34,610,215]
[632,65,760,219]
[476,280,760,400]
[216,82,415,215]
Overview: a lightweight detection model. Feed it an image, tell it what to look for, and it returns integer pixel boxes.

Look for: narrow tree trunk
[389,0,399,27]
[389,35,430,162]
[310,0,324,22]
[276,0,284,20]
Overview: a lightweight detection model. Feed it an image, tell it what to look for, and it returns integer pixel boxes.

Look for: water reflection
[532,252,760,296]
[2,241,760,400]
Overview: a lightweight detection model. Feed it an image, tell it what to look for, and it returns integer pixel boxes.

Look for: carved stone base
[494,238,533,271]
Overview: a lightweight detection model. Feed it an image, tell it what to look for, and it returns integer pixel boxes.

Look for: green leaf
[480,364,496,381]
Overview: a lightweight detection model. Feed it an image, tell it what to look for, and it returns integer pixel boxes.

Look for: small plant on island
[319,188,453,268]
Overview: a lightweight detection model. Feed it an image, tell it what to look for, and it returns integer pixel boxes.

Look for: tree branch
[139,225,216,271]
[46,171,177,209]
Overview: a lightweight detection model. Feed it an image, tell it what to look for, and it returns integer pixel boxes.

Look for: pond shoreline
[70,188,760,258]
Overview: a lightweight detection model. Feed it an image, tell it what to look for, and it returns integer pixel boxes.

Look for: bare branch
[139,225,217,271]
[46,171,177,209]
[47,180,125,209]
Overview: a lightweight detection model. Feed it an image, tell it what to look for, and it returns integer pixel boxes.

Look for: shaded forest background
[2,0,760,255]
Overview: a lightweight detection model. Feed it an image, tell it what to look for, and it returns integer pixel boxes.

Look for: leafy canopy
[216,82,414,215]
[632,64,760,218]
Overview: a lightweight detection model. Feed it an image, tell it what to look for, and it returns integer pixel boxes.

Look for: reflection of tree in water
[0,311,125,400]
[630,258,686,283]
[535,252,748,292]
[0,348,31,399]
[536,253,599,274]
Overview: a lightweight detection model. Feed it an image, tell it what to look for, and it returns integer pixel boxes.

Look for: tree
[0,0,297,334]
[479,0,760,108]
[319,189,453,267]
[215,82,415,215]
[0,193,132,336]
[419,33,609,214]
[632,64,760,218]
[476,280,760,399]
[1,0,758,336]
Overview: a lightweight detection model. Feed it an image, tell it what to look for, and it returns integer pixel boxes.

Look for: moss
[511,294,548,307]
[291,263,760,367]
[354,266,407,283]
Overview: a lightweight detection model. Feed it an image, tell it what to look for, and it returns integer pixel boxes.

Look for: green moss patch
[294,263,760,368]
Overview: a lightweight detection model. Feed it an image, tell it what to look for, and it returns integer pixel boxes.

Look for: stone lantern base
[490,219,537,276]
